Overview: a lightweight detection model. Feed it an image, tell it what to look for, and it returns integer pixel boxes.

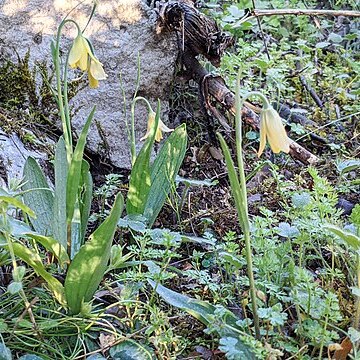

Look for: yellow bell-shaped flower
[68,34,92,71]
[258,106,291,157]
[141,111,173,142]
[88,58,108,88]
[68,32,107,88]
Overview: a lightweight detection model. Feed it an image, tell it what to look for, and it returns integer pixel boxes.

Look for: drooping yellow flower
[88,58,108,88]
[140,111,174,142]
[68,34,92,71]
[258,106,291,157]
[68,33,107,88]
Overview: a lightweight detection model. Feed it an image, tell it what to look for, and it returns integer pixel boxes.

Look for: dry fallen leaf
[99,332,116,350]
[208,146,223,160]
[332,337,352,360]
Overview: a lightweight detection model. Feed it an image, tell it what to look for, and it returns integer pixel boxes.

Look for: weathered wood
[182,54,319,165]
[157,1,233,66]
[157,1,319,165]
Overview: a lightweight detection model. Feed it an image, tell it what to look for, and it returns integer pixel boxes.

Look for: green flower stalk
[217,79,290,340]
[50,2,107,254]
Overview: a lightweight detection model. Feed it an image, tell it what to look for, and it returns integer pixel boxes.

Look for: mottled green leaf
[22,157,53,235]
[126,104,160,216]
[144,124,187,226]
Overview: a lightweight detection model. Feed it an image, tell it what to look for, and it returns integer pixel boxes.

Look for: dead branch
[182,54,319,165]
[253,8,360,18]
[233,8,360,27]
[158,1,319,165]
[157,1,233,66]
[296,52,324,108]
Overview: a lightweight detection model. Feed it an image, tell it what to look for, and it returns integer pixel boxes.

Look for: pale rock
[0,128,48,187]
[0,0,177,169]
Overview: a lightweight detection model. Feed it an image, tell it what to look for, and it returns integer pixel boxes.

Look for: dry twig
[232,8,360,27]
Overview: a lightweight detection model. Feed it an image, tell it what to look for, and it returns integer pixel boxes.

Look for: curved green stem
[63,50,72,151]
[54,18,81,164]
[235,76,260,339]
[82,2,97,34]
[242,91,271,109]
[130,96,154,165]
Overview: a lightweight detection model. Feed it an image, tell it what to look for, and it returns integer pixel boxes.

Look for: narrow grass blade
[65,193,123,314]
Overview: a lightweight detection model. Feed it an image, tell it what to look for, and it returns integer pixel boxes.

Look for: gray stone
[0,128,48,187]
[0,0,177,169]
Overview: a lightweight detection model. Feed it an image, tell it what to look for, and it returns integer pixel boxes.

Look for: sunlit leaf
[10,243,65,306]
[65,193,123,314]
[24,233,70,268]
[126,103,160,216]
[66,106,95,224]
[325,225,360,251]
[144,124,187,226]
